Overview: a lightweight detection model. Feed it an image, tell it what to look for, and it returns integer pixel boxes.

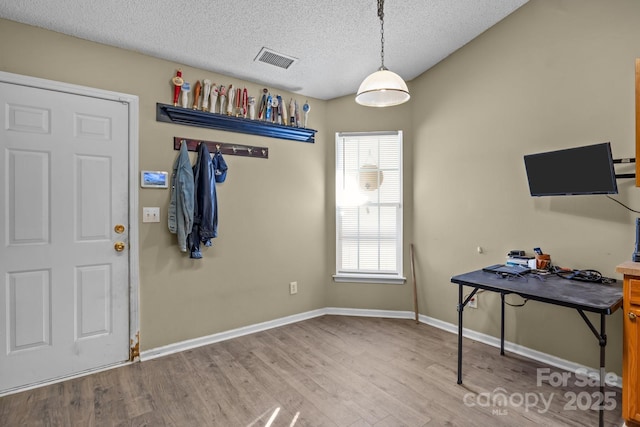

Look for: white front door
[0,80,131,392]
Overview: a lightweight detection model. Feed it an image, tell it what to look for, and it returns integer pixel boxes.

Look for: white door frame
[0,71,140,364]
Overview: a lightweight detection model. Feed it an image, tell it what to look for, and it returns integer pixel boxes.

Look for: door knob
[629,312,637,321]
[114,242,126,252]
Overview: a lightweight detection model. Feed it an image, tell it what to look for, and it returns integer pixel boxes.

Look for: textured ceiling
[0,0,529,100]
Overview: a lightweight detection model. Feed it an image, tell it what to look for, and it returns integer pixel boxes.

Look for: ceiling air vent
[254,47,297,70]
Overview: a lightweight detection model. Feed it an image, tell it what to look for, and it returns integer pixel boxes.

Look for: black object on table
[450,269,623,427]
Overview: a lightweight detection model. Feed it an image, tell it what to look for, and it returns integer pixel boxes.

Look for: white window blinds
[335,131,404,284]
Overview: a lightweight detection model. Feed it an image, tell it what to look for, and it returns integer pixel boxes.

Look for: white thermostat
[140,171,169,188]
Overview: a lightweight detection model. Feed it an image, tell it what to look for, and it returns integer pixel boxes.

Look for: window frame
[333,131,405,285]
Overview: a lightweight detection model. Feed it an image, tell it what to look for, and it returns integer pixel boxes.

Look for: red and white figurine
[172,69,184,106]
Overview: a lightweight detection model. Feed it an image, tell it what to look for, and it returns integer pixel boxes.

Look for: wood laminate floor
[0,315,624,426]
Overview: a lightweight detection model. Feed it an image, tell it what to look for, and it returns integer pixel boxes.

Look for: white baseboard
[141,307,621,388]
[325,307,416,319]
[140,309,326,361]
[140,307,414,361]
[418,313,622,389]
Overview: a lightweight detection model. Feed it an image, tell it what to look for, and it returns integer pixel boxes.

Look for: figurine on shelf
[258,88,268,120]
[303,101,310,128]
[219,85,227,113]
[233,87,241,116]
[226,85,235,115]
[265,93,272,122]
[248,96,256,120]
[280,95,288,125]
[202,79,212,112]
[289,98,296,126]
[172,69,184,106]
[242,88,248,118]
[210,84,219,113]
[180,82,191,108]
[271,96,279,124]
[232,88,238,116]
[192,80,202,110]
[238,88,243,117]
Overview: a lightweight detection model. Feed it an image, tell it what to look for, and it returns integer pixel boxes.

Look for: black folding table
[451,269,623,427]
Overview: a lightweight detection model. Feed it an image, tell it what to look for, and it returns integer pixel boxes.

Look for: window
[334,131,404,284]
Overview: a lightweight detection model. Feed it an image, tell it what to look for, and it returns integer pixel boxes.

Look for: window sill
[332,274,406,285]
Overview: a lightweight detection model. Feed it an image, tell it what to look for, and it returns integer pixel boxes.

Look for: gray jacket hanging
[168,141,194,252]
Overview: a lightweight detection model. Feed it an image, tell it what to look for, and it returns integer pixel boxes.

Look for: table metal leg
[457,286,479,385]
[576,309,607,427]
[598,314,606,427]
[457,284,463,384]
[500,292,505,356]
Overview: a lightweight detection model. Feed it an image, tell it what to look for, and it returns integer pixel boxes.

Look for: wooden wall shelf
[156,103,316,143]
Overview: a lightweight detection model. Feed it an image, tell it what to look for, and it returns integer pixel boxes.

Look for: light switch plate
[142,207,160,223]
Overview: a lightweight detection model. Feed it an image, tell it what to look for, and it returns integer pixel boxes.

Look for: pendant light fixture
[356,0,410,107]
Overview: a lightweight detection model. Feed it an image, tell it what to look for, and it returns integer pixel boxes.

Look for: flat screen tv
[523,142,618,196]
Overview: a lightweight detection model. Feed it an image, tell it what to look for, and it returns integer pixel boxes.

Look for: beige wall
[2,0,639,374]
[406,0,640,373]
[0,19,329,351]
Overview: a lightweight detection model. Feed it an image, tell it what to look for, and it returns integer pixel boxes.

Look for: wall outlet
[468,294,478,309]
[289,281,298,295]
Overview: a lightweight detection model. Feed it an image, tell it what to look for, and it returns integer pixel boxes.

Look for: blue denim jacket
[168,142,194,252]
[189,143,215,258]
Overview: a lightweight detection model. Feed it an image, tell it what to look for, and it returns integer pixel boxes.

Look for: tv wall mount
[614,157,636,179]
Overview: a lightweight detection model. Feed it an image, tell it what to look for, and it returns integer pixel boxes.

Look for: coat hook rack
[173,137,269,159]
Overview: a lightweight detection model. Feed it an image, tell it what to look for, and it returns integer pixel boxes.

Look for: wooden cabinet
[617,262,640,425]
[625,278,640,423]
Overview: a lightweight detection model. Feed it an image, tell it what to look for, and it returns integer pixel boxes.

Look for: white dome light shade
[355,69,410,107]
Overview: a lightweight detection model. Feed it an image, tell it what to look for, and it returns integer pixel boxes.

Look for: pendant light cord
[378,0,386,69]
